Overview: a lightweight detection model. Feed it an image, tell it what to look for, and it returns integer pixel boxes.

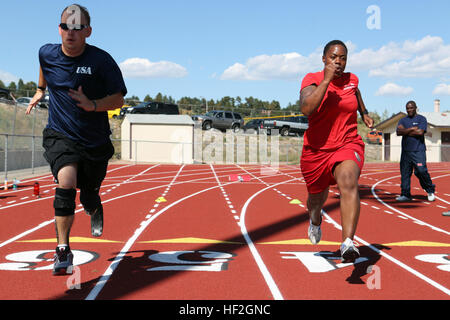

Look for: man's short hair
[406,100,417,108]
[61,4,91,26]
[323,40,348,56]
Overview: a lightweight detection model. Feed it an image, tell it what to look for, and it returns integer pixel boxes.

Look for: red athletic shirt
[300,71,362,151]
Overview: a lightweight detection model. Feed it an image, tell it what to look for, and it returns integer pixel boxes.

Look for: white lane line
[0,165,159,248]
[371,175,450,235]
[0,165,276,247]
[0,219,54,249]
[4,164,289,246]
[0,164,153,212]
[86,165,294,300]
[86,168,246,300]
[322,211,450,296]
[239,178,298,301]
[0,164,289,212]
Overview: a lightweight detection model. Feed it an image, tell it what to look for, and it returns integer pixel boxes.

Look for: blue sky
[2,0,450,115]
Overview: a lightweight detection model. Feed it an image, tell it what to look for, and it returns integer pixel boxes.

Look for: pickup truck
[119,101,179,118]
[366,130,382,144]
[264,115,308,136]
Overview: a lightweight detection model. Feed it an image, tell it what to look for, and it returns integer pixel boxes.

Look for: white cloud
[433,83,450,95]
[119,57,188,79]
[347,41,410,71]
[220,50,322,81]
[375,82,413,96]
[220,35,450,81]
[0,70,19,84]
[367,36,450,78]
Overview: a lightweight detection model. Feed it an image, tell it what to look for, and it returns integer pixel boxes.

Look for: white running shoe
[340,238,360,263]
[427,193,435,202]
[308,220,322,245]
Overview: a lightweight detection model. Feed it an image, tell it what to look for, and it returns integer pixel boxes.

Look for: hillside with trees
[2,79,389,137]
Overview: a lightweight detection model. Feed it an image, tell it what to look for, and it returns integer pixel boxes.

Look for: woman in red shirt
[300,40,374,262]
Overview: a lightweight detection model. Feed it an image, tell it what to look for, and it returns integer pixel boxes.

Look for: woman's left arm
[355,88,374,128]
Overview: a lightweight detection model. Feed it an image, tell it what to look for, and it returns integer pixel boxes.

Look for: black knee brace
[54,188,77,216]
[80,187,101,212]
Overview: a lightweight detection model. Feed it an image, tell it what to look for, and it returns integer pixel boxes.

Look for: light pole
[200,96,208,114]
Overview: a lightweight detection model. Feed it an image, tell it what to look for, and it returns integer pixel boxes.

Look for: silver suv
[192,110,244,132]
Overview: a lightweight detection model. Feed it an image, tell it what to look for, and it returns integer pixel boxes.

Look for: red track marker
[228,174,251,182]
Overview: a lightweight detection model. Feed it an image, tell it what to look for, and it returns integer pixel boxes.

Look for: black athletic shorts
[42,128,114,190]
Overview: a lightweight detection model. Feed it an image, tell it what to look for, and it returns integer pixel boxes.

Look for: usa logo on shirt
[76,66,92,75]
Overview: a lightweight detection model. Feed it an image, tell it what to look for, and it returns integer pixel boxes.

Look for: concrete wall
[121,115,194,164]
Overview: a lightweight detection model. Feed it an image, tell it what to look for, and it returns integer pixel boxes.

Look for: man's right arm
[26,67,47,115]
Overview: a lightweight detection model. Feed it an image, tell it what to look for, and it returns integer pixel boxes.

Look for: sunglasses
[59,23,90,31]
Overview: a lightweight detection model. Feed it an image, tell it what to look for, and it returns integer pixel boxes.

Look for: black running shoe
[53,246,74,275]
[87,206,103,237]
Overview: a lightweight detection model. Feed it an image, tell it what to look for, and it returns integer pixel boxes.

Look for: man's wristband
[92,100,97,112]
[361,109,369,115]
[37,86,46,92]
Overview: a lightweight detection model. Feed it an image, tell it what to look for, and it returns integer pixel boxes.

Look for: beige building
[121,114,195,164]
[374,100,450,162]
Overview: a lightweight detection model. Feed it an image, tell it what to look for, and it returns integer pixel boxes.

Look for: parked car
[367,130,382,144]
[15,96,49,108]
[192,110,244,132]
[39,94,49,108]
[264,115,309,136]
[108,105,129,119]
[0,88,12,100]
[242,119,267,134]
[119,101,179,118]
[15,97,32,106]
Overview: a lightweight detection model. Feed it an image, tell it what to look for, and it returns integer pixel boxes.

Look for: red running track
[0,162,449,301]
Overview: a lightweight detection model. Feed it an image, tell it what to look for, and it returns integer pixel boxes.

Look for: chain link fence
[2,102,449,183]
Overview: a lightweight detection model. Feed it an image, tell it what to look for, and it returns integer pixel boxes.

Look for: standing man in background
[396,101,435,202]
[26,4,127,275]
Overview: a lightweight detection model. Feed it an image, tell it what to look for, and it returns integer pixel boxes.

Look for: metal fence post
[4,134,8,183]
[31,135,35,174]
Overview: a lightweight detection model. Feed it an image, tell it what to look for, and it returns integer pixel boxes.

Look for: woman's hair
[323,40,347,56]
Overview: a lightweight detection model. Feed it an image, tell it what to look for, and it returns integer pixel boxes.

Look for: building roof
[374,111,450,130]
[124,114,194,125]
[418,112,450,127]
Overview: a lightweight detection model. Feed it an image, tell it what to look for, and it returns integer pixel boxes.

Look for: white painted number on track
[281,251,368,273]
[0,250,98,271]
[147,250,234,272]
[416,254,450,272]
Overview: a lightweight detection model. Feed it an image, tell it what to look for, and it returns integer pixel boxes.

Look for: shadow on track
[51,192,391,300]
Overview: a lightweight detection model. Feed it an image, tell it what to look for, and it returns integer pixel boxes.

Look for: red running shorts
[300,140,365,194]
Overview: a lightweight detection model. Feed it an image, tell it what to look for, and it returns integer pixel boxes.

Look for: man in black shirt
[26,4,127,275]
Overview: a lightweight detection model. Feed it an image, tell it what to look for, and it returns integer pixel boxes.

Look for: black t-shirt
[39,43,127,147]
